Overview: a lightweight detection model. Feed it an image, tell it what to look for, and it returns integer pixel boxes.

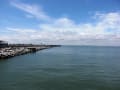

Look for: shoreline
[0,45,60,59]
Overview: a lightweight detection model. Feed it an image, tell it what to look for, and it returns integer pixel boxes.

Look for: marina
[0,42,60,59]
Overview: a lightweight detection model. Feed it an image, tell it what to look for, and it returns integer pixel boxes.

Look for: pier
[0,44,60,59]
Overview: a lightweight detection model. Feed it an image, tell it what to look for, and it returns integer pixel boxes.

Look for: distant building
[0,40,8,48]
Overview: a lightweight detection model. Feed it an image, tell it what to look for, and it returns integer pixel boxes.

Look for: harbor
[0,40,60,59]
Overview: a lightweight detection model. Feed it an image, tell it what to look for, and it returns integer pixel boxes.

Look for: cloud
[2,1,120,46]
[10,1,51,21]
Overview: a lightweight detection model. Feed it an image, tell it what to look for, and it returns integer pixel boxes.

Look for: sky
[0,0,120,46]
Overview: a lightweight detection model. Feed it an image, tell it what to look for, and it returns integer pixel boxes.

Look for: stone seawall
[0,45,60,59]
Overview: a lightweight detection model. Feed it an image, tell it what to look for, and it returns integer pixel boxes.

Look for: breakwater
[0,45,60,59]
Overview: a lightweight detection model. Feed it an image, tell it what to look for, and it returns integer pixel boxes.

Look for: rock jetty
[0,45,60,59]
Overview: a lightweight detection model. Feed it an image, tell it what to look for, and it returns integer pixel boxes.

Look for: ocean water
[0,46,120,90]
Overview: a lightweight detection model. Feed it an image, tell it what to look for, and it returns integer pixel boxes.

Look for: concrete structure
[0,40,8,48]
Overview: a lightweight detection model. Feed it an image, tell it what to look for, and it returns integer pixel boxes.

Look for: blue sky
[0,0,120,45]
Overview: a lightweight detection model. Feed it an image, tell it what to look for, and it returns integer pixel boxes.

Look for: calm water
[0,46,120,90]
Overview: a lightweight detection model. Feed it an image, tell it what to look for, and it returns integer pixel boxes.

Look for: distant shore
[0,44,60,59]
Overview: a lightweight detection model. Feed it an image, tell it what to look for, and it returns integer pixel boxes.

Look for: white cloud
[10,1,51,21]
[2,1,120,46]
